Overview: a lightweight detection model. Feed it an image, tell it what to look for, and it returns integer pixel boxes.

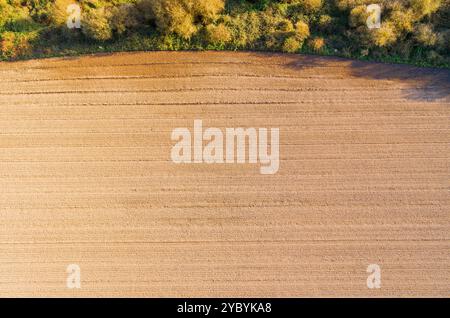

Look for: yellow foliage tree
[144,0,224,39]
[206,23,231,45]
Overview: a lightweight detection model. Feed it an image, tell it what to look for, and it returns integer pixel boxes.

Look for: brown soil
[0,52,449,297]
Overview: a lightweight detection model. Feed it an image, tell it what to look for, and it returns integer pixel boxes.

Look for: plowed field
[0,52,449,297]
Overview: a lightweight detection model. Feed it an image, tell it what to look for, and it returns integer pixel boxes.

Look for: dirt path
[0,52,448,297]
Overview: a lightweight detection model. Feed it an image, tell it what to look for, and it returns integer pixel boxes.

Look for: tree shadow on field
[347,59,450,101]
[264,52,450,102]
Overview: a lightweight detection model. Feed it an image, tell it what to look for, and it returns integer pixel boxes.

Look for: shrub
[349,5,368,27]
[309,36,325,51]
[0,0,12,30]
[192,0,225,23]
[141,0,225,39]
[335,0,369,11]
[137,0,194,39]
[390,9,415,33]
[81,7,113,41]
[317,14,332,30]
[294,20,310,41]
[1,1,36,31]
[109,4,140,35]
[411,0,442,17]
[298,0,323,12]
[0,31,16,58]
[226,11,262,48]
[263,12,295,49]
[372,22,397,47]
[415,23,438,46]
[206,23,231,45]
[263,16,310,51]
[25,0,55,24]
[282,36,301,52]
[0,31,33,59]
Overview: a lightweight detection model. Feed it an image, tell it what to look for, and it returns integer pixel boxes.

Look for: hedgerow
[0,0,448,67]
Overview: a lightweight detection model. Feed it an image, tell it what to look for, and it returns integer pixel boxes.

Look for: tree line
[0,0,448,67]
